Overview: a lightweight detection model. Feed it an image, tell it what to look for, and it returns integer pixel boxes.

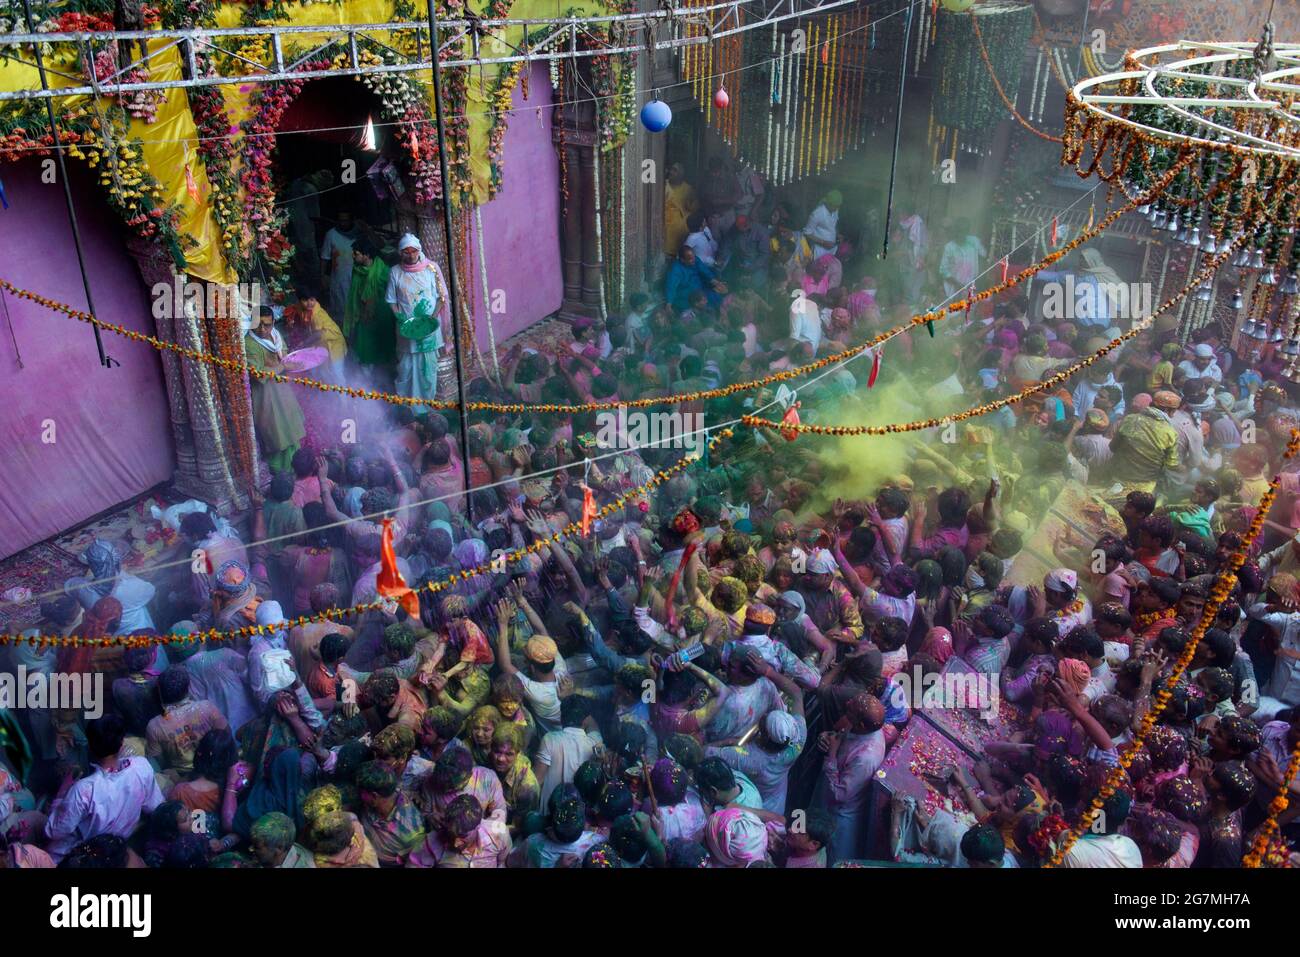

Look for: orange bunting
[376,517,420,617]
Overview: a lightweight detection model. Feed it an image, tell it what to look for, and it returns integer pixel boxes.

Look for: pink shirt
[292,476,322,508]
[44,757,165,861]
[407,819,511,868]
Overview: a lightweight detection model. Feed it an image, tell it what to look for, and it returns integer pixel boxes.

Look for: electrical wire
[0,4,909,156]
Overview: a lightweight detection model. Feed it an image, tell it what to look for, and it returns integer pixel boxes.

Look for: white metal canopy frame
[1069,39,1300,161]
[0,0,888,101]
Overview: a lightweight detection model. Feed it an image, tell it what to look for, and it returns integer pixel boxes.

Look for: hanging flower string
[743,238,1236,437]
[1243,736,1300,867]
[0,429,733,648]
[1045,427,1300,868]
[0,153,1190,417]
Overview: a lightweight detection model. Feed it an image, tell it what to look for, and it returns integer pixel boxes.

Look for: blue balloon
[640,99,672,133]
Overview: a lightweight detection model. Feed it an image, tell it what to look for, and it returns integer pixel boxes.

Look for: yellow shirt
[288,302,347,363]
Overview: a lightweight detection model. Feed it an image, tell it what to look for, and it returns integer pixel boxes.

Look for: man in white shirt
[319,210,359,320]
[533,695,603,809]
[1177,343,1224,384]
[44,715,164,862]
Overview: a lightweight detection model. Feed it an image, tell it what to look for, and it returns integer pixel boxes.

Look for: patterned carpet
[0,492,178,634]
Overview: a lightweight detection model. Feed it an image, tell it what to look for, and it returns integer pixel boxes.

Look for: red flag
[780,402,802,441]
[376,517,420,617]
[1050,216,1059,246]
[580,484,598,537]
[664,543,698,632]
[868,349,882,388]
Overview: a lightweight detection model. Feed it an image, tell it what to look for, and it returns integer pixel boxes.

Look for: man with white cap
[704,663,806,814]
[1178,343,1223,384]
[788,288,822,356]
[385,233,452,401]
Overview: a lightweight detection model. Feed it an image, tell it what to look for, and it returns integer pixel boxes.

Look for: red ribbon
[868,350,881,388]
[1050,216,1059,246]
[1000,255,1009,284]
[664,543,698,632]
[780,402,802,441]
[376,517,420,617]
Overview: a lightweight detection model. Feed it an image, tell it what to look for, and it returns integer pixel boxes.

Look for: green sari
[347,258,397,366]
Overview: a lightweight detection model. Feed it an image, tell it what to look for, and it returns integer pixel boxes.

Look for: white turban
[706,808,768,867]
[764,710,800,746]
[807,549,837,576]
[398,233,422,253]
[255,600,288,648]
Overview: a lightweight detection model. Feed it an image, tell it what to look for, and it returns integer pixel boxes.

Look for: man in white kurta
[802,191,842,260]
[319,211,358,321]
[385,234,451,402]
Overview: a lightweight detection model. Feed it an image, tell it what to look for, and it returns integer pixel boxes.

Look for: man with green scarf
[346,237,397,367]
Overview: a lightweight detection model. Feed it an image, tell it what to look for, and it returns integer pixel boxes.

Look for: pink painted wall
[469,61,563,346]
[0,162,175,559]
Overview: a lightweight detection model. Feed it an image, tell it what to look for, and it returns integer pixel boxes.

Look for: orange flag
[580,484,598,537]
[376,517,420,617]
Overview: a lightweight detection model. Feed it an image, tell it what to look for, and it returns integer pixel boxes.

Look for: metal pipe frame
[1070,41,1300,160]
[0,0,878,101]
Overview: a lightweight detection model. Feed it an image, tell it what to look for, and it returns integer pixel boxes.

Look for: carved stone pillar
[124,238,245,512]
[553,128,604,320]
[579,146,604,314]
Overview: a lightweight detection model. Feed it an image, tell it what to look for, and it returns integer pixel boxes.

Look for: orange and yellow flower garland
[1243,736,1300,867]
[0,152,1187,421]
[0,429,733,648]
[1045,427,1300,868]
[968,9,1062,144]
[741,233,1234,438]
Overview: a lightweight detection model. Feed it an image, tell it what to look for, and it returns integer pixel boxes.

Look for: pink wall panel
[469,61,563,346]
[0,162,175,558]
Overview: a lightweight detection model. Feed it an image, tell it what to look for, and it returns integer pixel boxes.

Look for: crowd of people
[3,152,1300,872]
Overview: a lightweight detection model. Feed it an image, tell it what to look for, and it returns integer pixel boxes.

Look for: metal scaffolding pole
[0,0,882,100]
[18,0,109,367]
[425,0,475,525]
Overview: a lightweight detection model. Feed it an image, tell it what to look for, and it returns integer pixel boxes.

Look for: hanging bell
[1165,216,1180,233]
[1195,280,1213,302]
[1260,269,1278,286]
[1271,323,1286,343]
[1250,250,1266,269]
[1151,209,1167,227]
[1283,337,1300,358]
[1201,233,1219,255]
[1232,290,1245,310]
[1186,226,1201,248]
[1240,317,1259,337]
[1175,224,1189,243]
[1233,246,1253,267]
[1281,272,1300,295]
[1254,320,1274,340]
[1137,204,1152,215]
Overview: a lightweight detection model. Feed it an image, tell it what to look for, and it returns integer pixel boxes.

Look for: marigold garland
[968,8,1061,144]
[1243,735,1300,867]
[1045,427,1300,868]
[0,153,1186,418]
[0,428,733,648]
[742,238,1236,438]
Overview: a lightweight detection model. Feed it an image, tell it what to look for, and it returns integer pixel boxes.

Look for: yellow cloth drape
[0,0,616,280]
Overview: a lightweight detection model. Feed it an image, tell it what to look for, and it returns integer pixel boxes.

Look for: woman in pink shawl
[847,277,881,325]
[800,254,842,297]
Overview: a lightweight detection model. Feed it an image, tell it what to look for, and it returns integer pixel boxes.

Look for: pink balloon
[713,86,730,109]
